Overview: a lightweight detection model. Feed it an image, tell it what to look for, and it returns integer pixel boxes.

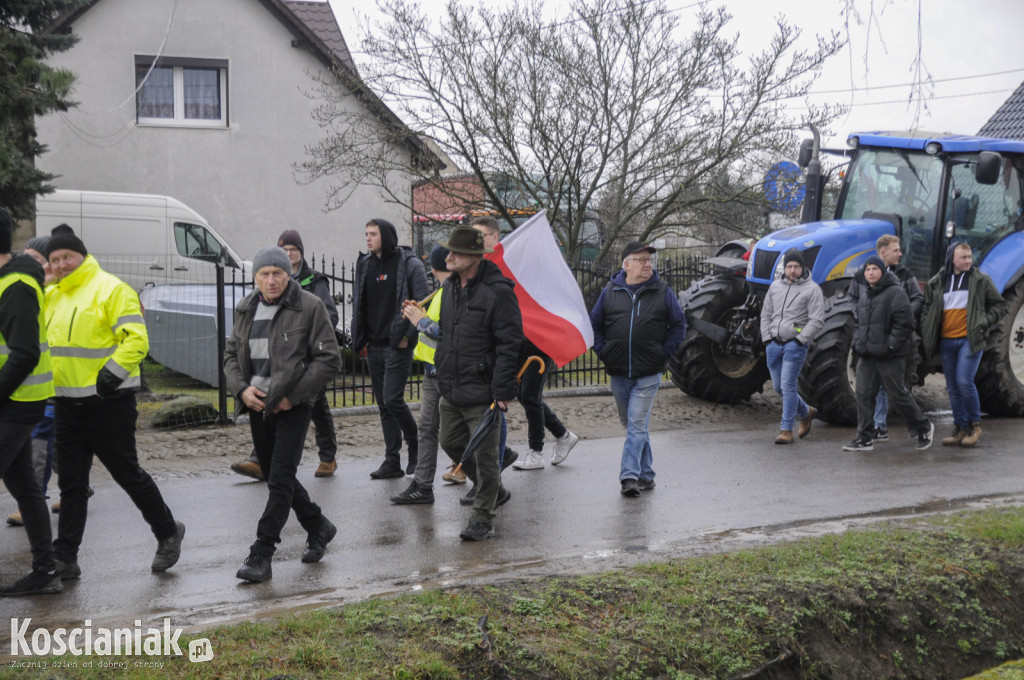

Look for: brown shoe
[230,460,264,481]
[797,407,816,439]
[6,512,23,527]
[942,427,965,446]
[775,430,794,445]
[960,422,982,447]
[442,465,467,484]
[315,460,337,477]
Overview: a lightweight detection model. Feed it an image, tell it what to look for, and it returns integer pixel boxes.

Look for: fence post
[215,252,228,424]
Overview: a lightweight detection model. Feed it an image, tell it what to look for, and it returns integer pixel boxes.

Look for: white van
[35,190,248,290]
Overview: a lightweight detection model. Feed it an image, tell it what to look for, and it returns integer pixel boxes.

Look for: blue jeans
[940,337,984,428]
[610,373,660,483]
[874,385,888,429]
[765,340,811,432]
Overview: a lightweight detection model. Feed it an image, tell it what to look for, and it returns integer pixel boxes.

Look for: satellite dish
[764,161,805,212]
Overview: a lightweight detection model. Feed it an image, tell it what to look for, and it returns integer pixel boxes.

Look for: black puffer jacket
[435,259,523,407]
[851,270,914,359]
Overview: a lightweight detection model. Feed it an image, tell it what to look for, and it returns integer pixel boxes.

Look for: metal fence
[122,250,719,428]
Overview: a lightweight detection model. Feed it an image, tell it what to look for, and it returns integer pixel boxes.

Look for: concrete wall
[36,0,412,268]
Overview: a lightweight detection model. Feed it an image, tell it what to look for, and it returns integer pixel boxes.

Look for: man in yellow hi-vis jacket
[44,227,184,579]
[0,209,61,597]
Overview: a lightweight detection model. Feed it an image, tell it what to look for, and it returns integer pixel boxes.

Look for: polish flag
[487,212,594,367]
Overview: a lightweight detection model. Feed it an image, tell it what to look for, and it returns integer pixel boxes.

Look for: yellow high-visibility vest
[0,272,55,402]
[412,288,443,366]
[45,256,148,398]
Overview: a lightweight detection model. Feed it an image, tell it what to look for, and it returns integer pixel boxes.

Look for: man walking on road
[847,234,924,441]
[224,247,341,582]
[589,241,685,497]
[844,255,934,452]
[435,227,523,540]
[230,229,340,479]
[760,249,824,445]
[0,209,61,596]
[390,245,450,505]
[45,227,184,578]
[352,219,428,479]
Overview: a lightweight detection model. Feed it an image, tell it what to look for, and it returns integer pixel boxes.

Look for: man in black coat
[844,256,933,453]
[434,227,523,541]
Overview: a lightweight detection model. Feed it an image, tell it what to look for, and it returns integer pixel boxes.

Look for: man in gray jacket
[760,249,825,444]
[224,247,341,583]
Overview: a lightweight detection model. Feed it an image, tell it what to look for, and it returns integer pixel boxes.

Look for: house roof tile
[978,81,1024,141]
[282,0,358,75]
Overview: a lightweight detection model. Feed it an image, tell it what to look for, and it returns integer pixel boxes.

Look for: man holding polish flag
[474,212,590,469]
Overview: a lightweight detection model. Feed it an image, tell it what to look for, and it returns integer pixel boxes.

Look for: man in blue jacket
[590,241,685,497]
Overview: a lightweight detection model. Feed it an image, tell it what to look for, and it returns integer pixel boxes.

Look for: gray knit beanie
[252,246,291,275]
[24,235,50,255]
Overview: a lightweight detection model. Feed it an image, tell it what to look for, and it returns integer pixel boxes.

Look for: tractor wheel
[798,292,857,426]
[976,277,1024,416]
[669,274,769,403]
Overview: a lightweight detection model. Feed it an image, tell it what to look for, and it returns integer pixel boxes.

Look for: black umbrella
[450,356,545,477]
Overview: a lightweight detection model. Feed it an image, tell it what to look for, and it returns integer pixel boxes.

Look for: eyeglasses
[627,256,654,265]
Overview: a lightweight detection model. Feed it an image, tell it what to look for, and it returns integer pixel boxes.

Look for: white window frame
[135,56,229,128]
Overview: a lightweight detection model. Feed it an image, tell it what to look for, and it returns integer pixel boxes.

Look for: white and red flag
[487,212,593,367]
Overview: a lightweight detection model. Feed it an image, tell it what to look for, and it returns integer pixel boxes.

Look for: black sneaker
[405,456,418,476]
[54,559,81,580]
[236,552,272,582]
[501,448,519,471]
[459,521,494,541]
[152,521,185,572]
[302,518,337,563]
[842,436,874,452]
[637,479,656,491]
[390,482,435,505]
[495,486,511,508]
[0,570,63,597]
[459,487,477,506]
[369,462,405,479]
[916,422,934,451]
[620,479,640,497]
[873,427,889,442]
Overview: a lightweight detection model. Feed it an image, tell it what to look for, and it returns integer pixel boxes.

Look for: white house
[36,0,438,267]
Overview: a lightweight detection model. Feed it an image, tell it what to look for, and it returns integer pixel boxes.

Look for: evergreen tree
[0,1,82,219]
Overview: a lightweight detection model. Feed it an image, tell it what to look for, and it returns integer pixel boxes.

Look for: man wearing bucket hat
[435,227,523,541]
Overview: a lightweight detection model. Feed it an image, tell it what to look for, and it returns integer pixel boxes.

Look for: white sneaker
[512,449,545,470]
[551,430,579,465]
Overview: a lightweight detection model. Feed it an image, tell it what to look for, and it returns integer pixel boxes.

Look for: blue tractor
[669,130,1024,425]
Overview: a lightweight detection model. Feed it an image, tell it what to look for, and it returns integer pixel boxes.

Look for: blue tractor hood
[746,218,896,286]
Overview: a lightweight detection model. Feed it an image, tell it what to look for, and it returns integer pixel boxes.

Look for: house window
[136,57,228,127]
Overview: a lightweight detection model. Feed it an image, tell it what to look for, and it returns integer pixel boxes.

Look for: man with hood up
[352,219,428,479]
[589,241,685,497]
[759,249,824,445]
[920,242,1004,448]
[844,255,933,452]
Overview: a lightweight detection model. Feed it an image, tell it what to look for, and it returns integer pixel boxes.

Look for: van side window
[174,222,227,263]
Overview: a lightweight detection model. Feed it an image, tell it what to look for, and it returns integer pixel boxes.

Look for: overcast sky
[327,0,1024,149]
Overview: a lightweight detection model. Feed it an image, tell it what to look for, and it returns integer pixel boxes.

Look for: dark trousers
[249,404,326,557]
[516,352,567,451]
[439,399,501,523]
[366,343,418,468]
[311,388,337,462]
[53,394,177,562]
[854,356,929,440]
[1,402,55,572]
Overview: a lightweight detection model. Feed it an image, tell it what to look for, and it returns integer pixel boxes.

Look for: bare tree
[299,0,844,260]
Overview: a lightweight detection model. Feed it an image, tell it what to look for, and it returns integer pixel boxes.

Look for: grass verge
[4,507,1023,679]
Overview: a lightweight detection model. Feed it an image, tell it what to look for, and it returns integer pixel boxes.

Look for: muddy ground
[128,376,953,481]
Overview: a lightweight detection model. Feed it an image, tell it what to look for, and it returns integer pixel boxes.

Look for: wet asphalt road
[2,411,1024,639]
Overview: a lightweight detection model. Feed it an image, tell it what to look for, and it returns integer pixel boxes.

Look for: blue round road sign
[764,161,805,212]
